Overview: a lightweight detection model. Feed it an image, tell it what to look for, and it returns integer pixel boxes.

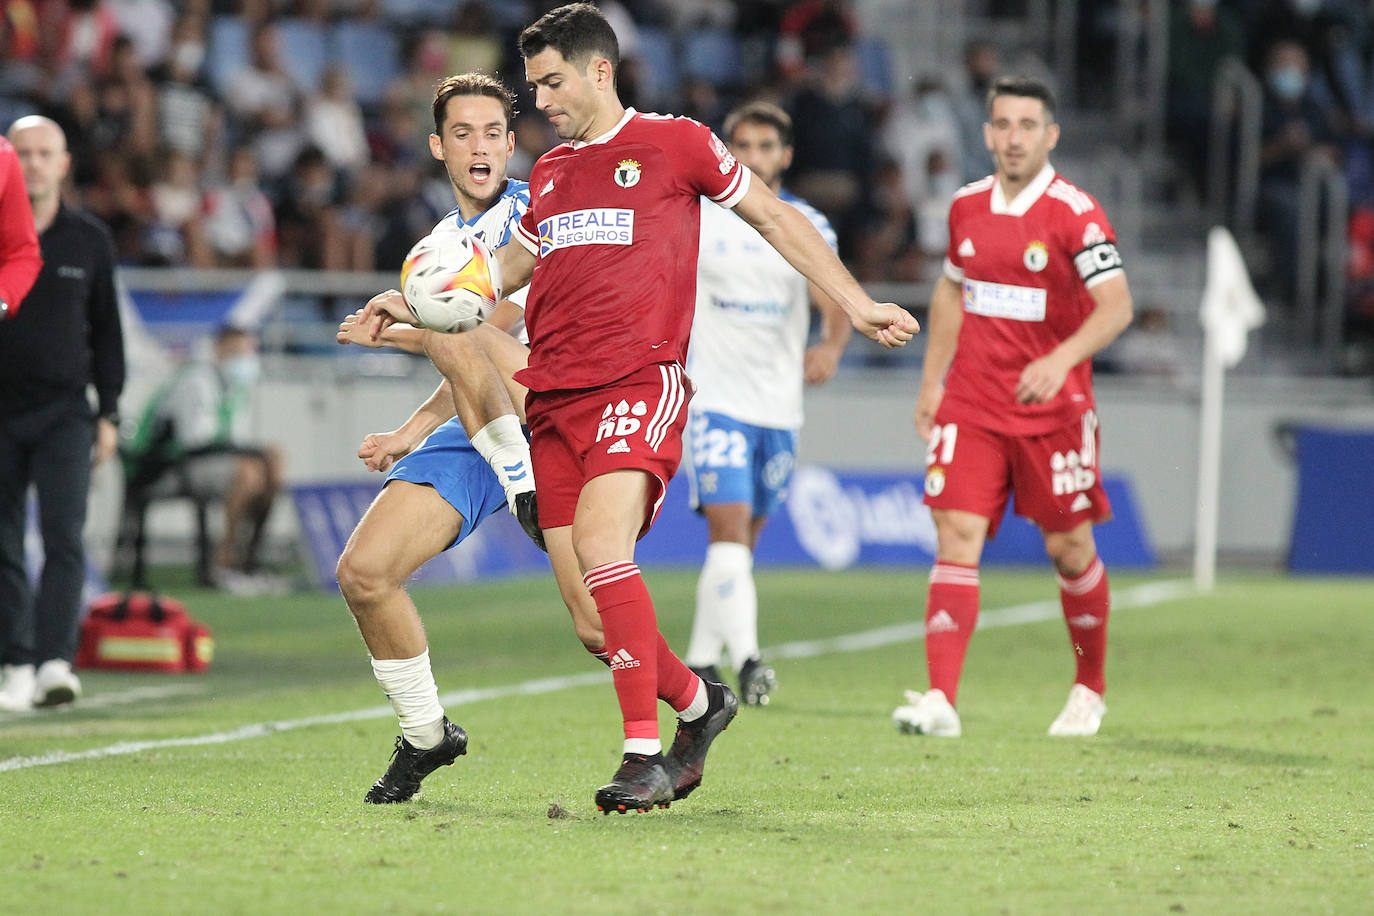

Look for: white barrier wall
[95,362,1374,567]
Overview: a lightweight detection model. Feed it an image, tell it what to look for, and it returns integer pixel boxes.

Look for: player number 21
[926,423,958,466]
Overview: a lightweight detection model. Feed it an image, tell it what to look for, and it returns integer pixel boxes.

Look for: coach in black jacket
[0,115,125,712]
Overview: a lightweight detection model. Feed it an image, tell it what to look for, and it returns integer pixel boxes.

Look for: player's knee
[1045,531,1096,577]
[336,547,395,611]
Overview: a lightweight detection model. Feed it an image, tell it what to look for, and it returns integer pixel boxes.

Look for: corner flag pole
[1194,227,1265,592]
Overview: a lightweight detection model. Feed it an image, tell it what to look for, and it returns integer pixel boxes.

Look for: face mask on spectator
[222,354,261,389]
[173,41,205,74]
[1268,67,1307,101]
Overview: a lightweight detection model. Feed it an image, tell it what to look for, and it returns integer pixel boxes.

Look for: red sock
[584,562,659,741]
[656,632,698,712]
[1058,555,1110,695]
[925,561,980,705]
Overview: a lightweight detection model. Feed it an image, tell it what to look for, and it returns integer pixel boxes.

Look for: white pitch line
[0,579,1192,773]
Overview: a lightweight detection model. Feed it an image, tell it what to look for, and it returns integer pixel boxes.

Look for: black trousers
[0,394,94,666]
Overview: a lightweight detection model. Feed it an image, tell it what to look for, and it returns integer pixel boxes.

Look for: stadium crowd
[2,0,1374,347]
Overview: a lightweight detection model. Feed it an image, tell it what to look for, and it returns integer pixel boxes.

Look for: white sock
[470,415,535,512]
[694,541,757,672]
[678,677,709,723]
[624,738,662,756]
[370,651,445,749]
[685,546,729,667]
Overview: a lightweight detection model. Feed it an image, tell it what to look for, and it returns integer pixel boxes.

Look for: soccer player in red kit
[892,77,1134,739]
[370,2,918,812]
[0,136,42,320]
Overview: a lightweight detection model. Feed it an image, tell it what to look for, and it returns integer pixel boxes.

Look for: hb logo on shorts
[597,400,649,442]
[1050,450,1096,495]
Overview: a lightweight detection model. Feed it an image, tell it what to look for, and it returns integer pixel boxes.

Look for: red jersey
[0,137,42,315]
[512,108,750,392]
[940,164,1123,436]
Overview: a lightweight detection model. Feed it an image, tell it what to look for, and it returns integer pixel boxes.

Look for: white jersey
[687,189,837,429]
[432,178,531,344]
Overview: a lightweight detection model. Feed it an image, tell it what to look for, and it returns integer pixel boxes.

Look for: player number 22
[701,429,747,468]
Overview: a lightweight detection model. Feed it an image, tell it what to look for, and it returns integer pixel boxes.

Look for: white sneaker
[892,688,962,737]
[0,663,37,712]
[34,659,82,708]
[1048,684,1106,736]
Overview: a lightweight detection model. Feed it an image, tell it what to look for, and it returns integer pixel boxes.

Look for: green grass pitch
[2,568,1371,914]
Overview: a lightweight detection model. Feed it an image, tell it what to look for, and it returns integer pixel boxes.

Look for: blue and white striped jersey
[687,189,837,430]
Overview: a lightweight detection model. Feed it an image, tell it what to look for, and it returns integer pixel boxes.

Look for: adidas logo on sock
[609,648,641,670]
[1070,492,1092,512]
[503,461,528,482]
[926,609,959,634]
[1067,613,1102,629]
[606,438,631,454]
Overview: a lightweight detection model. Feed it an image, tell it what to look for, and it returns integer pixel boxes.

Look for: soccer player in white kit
[682,102,851,706]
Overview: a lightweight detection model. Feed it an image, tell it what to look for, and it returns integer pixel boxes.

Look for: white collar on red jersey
[569,107,637,150]
[990,162,1056,216]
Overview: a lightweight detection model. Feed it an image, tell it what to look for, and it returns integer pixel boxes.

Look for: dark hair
[518,2,619,72]
[432,73,516,135]
[986,76,1057,122]
[723,101,793,148]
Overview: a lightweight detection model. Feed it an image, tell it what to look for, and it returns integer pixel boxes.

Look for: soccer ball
[399,229,503,332]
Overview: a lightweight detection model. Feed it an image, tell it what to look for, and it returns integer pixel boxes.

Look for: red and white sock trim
[1057,556,1106,596]
[584,561,641,592]
[930,562,980,587]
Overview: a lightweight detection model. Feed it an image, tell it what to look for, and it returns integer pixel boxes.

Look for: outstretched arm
[732,180,920,348]
[357,381,456,473]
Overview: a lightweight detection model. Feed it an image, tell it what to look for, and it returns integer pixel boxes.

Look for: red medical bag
[75,592,214,673]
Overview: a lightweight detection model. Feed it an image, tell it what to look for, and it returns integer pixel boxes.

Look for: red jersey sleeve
[664,116,751,208]
[0,139,42,314]
[1058,190,1124,290]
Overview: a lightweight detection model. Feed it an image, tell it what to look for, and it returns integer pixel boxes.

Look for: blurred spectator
[202,144,276,268]
[0,0,44,97]
[156,13,222,162]
[52,0,121,90]
[1098,306,1186,381]
[224,22,302,180]
[306,64,368,175]
[335,160,390,272]
[107,0,173,69]
[883,75,961,255]
[83,151,153,262]
[1258,38,1343,301]
[444,1,502,77]
[127,324,284,594]
[147,150,209,265]
[1166,0,1247,197]
[776,0,857,80]
[273,144,344,269]
[852,156,921,283]
[786,42,879,259]
[954,39,1001,184]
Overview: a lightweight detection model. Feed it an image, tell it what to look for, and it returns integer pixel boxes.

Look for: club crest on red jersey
[614,159,641,188]
[1023,240,1049,272]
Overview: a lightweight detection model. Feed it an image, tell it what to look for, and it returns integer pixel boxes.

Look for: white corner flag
[1199,226,1266,367]
[1194,227,1267,591]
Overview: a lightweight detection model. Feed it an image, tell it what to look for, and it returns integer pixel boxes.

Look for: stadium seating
[681,29,743,87]
[330,21,401,109]
[207,15,250,96]
[276,18,328,93]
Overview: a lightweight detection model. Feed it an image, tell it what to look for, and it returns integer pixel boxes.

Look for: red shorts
[922,410,1112,538]
[526,362,692,536]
